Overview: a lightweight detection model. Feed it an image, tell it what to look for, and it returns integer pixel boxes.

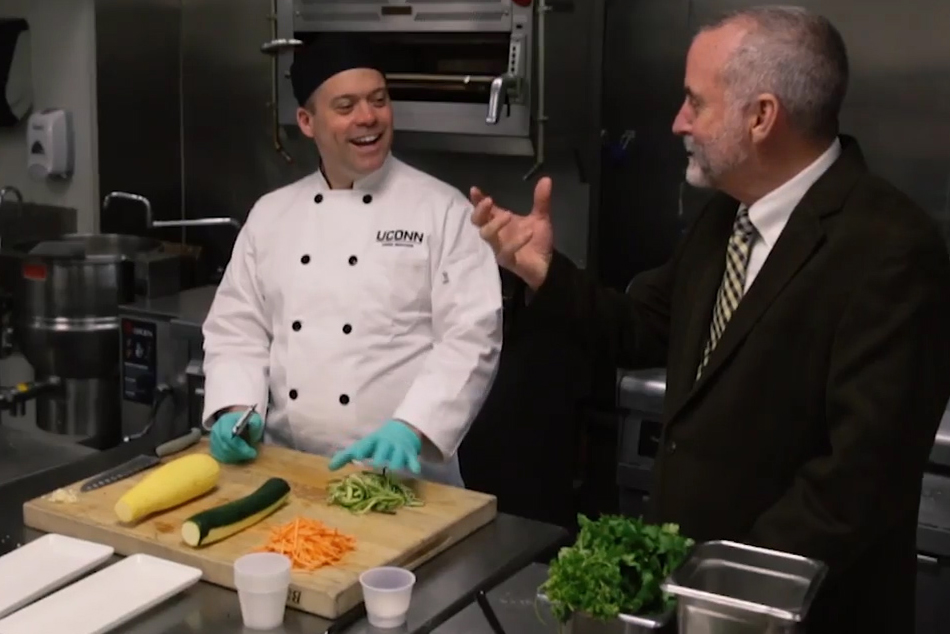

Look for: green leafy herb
[326,470,424,514]
[540,514,694,623]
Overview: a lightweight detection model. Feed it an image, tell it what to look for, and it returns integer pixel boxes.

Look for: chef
[199,34,504,487]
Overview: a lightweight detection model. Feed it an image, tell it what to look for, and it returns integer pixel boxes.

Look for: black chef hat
[290,34,385,107]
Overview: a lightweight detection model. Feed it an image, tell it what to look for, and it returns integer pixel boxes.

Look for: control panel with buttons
[121,318,158,405]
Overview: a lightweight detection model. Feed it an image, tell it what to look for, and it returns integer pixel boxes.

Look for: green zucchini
[181,477,291,547]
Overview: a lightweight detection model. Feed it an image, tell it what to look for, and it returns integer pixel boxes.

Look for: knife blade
[79,454,161,492]
[80,427,203,492]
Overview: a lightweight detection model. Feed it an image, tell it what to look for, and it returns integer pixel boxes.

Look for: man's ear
[296,106,315,138]
[749,92,779,143]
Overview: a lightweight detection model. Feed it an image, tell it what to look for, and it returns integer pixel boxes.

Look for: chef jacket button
[289,389,298,400]
[668,440,677,454]
[348,255,358,266]
[339,394,350,405]
[362,194,372,204]
[342,324,352,334]
[300,254,310,264]
[292,321,301,331]
[314,193,323,204]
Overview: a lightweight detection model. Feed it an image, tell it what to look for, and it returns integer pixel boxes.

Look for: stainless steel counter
[0,425,98,487]
[438,562,561,633]
[0,437,569,633]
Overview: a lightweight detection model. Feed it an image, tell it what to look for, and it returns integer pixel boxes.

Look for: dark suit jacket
[526,136,950,633]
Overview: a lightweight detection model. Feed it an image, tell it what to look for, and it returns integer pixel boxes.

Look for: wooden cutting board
[21,440,497,619]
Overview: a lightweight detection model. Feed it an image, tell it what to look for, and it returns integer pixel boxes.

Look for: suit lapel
[665,135,869,425]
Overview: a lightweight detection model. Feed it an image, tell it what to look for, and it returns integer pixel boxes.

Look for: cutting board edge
[386,495,498,569]
[22,500,343,618]
[323,493,498,618]
[22,492,500,620]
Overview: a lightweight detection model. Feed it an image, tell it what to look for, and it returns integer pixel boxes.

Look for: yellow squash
[114,453,220,523]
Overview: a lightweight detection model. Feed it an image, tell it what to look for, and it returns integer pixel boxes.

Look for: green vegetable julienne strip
[326,470,424,515]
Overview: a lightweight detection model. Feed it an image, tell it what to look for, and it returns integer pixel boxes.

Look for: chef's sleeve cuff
[200,363,269,429]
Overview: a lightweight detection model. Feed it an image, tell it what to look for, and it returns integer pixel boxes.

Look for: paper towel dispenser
[27,109,73,180]
[0,18,32,127]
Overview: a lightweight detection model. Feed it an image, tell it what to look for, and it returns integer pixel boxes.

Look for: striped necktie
[696,206,757,380]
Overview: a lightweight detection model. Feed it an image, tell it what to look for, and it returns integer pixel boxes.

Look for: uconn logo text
[376,230,424,247]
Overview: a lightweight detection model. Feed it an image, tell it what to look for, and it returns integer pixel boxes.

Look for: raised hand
[469,176,555,290]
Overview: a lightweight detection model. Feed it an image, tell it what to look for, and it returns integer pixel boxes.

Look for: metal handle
[103,191,152,223]
[0,186,24,217]
[524,0,549,179]
[486,74,518,124]
[263,6,294,163]
[387,73,495,85]
[168,217,242,229]
[917,553,940,568]
[103,191,241,230]
[155,427,202,458]
[260,37,303,55]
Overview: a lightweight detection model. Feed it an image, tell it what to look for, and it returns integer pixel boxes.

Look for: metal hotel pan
[661,541,828,634]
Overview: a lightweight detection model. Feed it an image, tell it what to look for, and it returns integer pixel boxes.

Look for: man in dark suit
[469,6,950,634]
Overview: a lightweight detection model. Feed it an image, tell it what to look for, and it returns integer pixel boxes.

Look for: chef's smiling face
[296,67,393,189]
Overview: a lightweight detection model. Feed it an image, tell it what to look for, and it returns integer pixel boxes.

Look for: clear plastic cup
[359,566,416,629]
[233,553,292,630]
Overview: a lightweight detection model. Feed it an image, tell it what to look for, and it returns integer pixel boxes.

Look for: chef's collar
[315,153,393,194]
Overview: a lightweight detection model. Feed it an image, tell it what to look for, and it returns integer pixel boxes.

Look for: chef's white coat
[200,155,503,487]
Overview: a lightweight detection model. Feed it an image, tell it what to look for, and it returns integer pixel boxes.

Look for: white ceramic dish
[0,533,114,619]
[0,553,203,634]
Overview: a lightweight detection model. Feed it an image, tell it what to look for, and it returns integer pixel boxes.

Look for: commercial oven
[262,0,540,155]
[615,368,950,634]
[118,285,217,444]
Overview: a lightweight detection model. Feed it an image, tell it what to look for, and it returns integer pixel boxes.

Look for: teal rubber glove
[328,420,422,474]
[209,411,265,463]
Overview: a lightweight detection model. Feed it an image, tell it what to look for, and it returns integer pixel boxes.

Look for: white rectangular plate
[0,554,203,634]
[0,534,115,619]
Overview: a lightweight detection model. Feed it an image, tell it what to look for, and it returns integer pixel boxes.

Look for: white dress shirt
[744,139,842,291]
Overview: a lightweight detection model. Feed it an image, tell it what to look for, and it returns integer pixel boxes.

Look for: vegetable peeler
[231,404,257,438]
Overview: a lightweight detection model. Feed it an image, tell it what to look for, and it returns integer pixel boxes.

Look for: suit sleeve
[391,197,504,461]
[746,241,950,572]
[520,215,701,369]
[200,211,272,427]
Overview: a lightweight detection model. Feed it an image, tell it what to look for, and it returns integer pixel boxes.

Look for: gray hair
[701,5,849,140]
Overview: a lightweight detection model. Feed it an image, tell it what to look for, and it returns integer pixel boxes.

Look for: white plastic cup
[359,566,416,629]
[233,552,292,630]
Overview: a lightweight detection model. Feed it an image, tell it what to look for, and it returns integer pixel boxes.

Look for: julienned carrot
[254,516,356,571]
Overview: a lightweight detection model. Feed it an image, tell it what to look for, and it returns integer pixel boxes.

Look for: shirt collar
[314,153,394,194]
[747,138,842,248]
